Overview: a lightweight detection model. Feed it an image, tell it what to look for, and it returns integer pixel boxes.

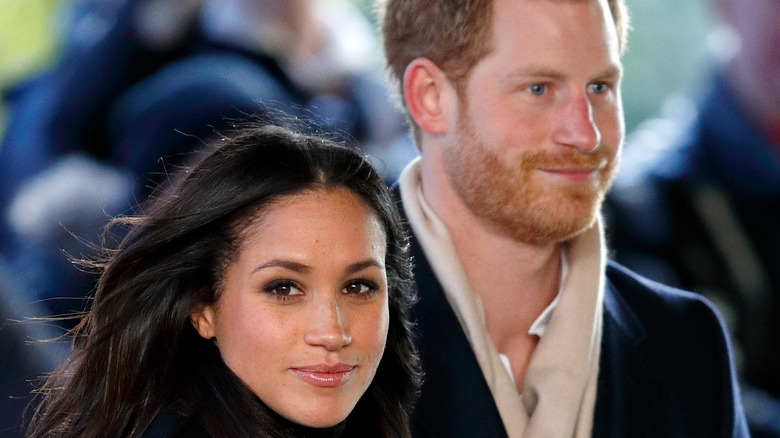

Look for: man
[377,0,749,436]
[607,0,780,435]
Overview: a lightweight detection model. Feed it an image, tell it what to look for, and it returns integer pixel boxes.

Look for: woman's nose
[304,296,352,350]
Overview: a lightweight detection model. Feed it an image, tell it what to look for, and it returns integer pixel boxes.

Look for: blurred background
[0,0,61,137]
[5,1,780,437]
[0,0,717,139]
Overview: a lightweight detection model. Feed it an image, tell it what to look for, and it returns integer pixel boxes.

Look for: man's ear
[403,58,455,134]
[190,304,216,340]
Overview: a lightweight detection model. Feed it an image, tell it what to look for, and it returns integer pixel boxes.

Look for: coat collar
[392,184,508,437]
[394,184,659,437]
[407,230,509,438]
[592,264,659,438]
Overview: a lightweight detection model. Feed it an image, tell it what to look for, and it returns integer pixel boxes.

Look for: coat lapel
[391,185,508,437]
[394,186,658,437]
[593,269,660,438]
[407,233,509,438]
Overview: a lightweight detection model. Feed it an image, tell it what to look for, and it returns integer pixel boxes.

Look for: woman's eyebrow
[345,259,385,275]
[253,259,311,274]
[252,259,384,274]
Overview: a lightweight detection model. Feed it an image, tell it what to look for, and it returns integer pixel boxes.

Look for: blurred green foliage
[0,0,60,88]
[0,0,62,140]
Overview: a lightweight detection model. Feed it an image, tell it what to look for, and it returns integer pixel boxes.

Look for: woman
[25,123,421,437]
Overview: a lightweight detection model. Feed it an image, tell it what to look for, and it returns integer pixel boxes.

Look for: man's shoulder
[603,260,728,344]
[602,259,738,390]
[597,261,749,438]
[605,260,718,313]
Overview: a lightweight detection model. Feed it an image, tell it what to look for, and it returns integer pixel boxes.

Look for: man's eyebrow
[499,64,623,86]
[595,64,623,80]
[500,67,566,84]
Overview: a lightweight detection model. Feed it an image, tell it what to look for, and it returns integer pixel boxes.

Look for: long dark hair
[25,123,421,437]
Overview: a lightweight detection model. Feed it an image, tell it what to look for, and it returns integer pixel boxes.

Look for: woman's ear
[190,304,216,339]
[402,58,454,134]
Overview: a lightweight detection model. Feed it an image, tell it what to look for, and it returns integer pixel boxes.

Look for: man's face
[443,0,624,245]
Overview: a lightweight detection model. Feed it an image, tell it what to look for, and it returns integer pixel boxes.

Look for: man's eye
[527,84,547,96]
[589,83,608,94]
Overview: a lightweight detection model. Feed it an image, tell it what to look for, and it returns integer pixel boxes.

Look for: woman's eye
[263,280,303,300]
[342,281,378,297]
[527,83,547,96]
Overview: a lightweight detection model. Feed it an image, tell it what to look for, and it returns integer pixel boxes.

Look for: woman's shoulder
[142,409,210,438]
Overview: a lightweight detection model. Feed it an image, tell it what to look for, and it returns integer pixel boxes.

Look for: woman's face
[192,187,389,428]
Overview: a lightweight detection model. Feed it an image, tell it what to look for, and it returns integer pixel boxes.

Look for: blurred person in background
[0,0,416,322]
[606,0,780,435]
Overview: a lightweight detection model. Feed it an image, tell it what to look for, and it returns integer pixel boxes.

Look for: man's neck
[420,153,563,391]
[420,155,562,338]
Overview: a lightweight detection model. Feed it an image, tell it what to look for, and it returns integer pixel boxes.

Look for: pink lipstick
[291,363,357,388]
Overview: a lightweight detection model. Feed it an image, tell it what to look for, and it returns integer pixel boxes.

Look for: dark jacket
[605,71,780,427]
[403,216,749,437]
[141,409,346,438]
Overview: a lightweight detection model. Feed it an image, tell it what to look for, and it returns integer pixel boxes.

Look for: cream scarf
[399,158,606,438]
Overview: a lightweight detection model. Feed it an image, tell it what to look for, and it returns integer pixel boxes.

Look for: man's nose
[553,93,601,152]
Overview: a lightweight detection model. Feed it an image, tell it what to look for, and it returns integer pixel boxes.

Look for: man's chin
[486,209,597,246]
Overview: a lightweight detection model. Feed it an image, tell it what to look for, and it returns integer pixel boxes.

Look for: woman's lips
[290,364,357,388]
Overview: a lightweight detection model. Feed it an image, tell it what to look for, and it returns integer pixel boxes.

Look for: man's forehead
[486,0,620,54]
[487,0,620,47]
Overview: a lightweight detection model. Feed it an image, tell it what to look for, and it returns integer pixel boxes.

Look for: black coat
[403,214,749,437]
[142,409,346,438]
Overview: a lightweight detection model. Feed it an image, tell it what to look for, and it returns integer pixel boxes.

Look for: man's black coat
[402,205,749,437]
